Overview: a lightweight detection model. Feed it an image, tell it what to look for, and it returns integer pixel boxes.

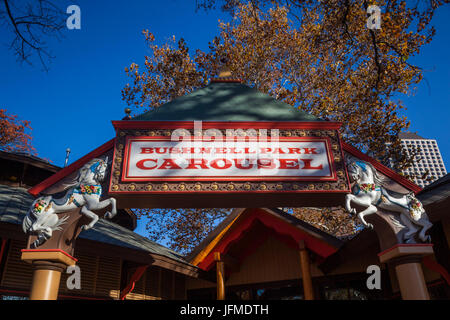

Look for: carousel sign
[108,121,350,208]
[122,136,335,181]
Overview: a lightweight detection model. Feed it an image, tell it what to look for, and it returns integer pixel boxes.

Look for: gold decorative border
[109,129,350,193]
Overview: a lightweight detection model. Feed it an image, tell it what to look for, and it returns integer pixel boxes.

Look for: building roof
[133,82,323,122]
[0,185,33,225]
[415,173,450,222]
[188,207,344,271]
[342,142,422,194]
[420,173,450,193]
[399,132,425,140]
[417,173,450,208]
[0,184,190,266]
[0,150,60,172]
[80,217,187,264]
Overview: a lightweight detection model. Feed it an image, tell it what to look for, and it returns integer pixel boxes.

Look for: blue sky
[1,1,449,236]
[1,0,227,165]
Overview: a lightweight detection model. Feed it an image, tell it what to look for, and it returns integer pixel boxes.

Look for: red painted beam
[119,265,149,300]
[422,256,450,286]
[28,138,115,197]
[198,209,339,271]
[0,238,7,266]
[111,120,343,130]
[342,142,422,194]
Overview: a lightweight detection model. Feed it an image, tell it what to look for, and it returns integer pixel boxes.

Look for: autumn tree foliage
[133,208,230,254]
[291,207,364,239]
[122,1,446,253]
[0,109,35,154]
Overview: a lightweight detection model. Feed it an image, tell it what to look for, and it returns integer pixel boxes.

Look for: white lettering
[66,5,81,30]
[366,264,381,290]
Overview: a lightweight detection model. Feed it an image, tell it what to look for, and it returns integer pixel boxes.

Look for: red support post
[120,265,149,300]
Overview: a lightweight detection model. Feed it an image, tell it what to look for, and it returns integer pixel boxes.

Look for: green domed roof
[133,82,323,122]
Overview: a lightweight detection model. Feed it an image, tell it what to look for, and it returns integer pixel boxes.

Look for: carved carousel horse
[23,158,117,248]
[345,160,432,243]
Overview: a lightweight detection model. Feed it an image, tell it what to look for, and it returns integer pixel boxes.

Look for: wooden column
[298,240,314,300]
[378,244,433,300]
[214,252,225,300]
[393,257,430,300]
[30,263,64,300]
[21,249,77,300]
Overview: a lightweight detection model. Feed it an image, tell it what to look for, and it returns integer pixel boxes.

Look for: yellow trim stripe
[190,210,245,266]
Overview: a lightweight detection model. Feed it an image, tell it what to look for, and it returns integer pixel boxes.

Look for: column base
[378,244,433,300]
[21,249,77,300]
[378,244,433,263]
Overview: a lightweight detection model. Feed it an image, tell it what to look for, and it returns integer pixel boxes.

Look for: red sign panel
[122,136,336,182]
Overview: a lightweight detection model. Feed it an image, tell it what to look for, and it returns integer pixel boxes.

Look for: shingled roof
[398,132,425,140]
[417,173,450,209]
[0,184,190,266]
[133,82,323,122]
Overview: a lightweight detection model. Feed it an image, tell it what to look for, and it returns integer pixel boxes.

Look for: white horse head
[78,157,108,185]
[348,161,384,186]
[345,160,432,243]
[23,156,116,248]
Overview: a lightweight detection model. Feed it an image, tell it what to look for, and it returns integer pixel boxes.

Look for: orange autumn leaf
[122,1,445,253]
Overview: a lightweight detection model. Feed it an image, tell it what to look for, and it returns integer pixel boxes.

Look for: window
[322,288,368,300]
[1,295,28,300]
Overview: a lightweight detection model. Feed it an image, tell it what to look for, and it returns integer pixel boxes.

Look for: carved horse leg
[356,205,378,229]
[31,226,53,248]
[411,217,433,242]
[345,194,358,214]
[399,213,418,243]
[88,198,117,219]
[80,197,117,231]
[418,218,432,242]
[80,206,99,231]
[103,198,117,219]
[345,194,376,229]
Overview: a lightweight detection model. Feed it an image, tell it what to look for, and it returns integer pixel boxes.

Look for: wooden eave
[189,208,344,271]
[0,151,60,173]
[28,138,115,197]
[0,222,200,278]
[342,142,422,194]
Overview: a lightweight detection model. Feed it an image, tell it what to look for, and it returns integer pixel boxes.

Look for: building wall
[0,239,123,299]
[0,239,33,294]
[443,217,450,248]
[186,235,379,291]
[0,238,186,300]
[326,247,380,277]
[226,236,320,287]
[186,236,307,291]
[124,266,187,300]
[400,138,447,188]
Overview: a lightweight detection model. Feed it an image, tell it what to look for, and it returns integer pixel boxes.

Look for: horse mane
[78,158,102,181]
[41,158,104,196]
[364,161,388,185]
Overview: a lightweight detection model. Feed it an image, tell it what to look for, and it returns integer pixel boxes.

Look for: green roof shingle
[0,184,189,265]
[133,82,323,122]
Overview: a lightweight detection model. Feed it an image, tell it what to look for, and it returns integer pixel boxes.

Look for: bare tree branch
[1,0,66,71]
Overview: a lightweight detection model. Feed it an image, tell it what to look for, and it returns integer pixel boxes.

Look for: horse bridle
[91,160,106,182]
[348,162,361,182]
